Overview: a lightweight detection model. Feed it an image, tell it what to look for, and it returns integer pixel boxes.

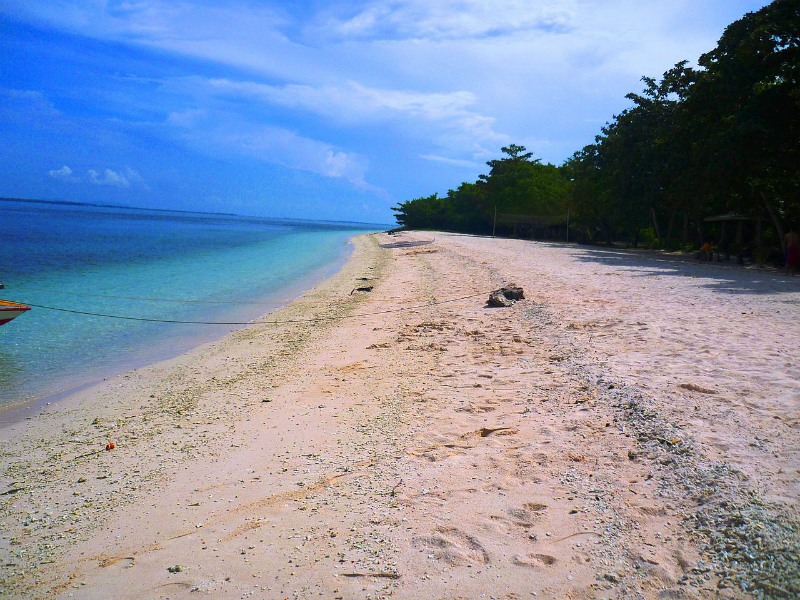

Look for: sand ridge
[1,231,798,599]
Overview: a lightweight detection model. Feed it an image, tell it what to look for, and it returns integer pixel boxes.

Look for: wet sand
[1,231,798,599]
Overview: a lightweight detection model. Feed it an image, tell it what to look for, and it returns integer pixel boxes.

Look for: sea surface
[0,199,383,412]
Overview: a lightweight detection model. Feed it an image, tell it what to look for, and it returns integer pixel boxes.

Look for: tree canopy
[392,145,572,237]
[393,0,799,262]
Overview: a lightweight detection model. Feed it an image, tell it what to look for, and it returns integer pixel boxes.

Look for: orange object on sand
[106,442,116,451]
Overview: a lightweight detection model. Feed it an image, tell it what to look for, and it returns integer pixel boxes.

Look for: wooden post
[682,213,689,246]
[761,192,786,255]
[736,220,744,264]
[650,207,662,243]
[666,211,676,246]
[756,215,763,265]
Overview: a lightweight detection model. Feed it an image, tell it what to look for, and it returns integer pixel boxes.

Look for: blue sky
[0,1,772,223]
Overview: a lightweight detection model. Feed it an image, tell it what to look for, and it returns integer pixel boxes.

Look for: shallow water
[0,199,382,407]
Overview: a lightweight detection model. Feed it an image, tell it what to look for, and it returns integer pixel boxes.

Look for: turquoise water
[0,199,382,409]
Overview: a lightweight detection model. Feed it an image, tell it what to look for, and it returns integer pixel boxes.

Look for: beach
[1,231,798,598]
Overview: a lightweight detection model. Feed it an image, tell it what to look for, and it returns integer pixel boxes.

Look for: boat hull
[0,300,31,326]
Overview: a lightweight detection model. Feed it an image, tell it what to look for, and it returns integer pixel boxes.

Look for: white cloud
[242,126,368,185]
[6,1,290,41]
[4,0,773,182]
[0,88,62,128]
[205,77,478,122]
[418,154,484,169]
[48,165,78,182]
[202,77,506,159]
[167,107,374,188]
[322,150,356,179]
[87,166,145,188]
[311,0,579,41]
[5,2,321,83]
[166,108,206,127]
[47,164,147,188]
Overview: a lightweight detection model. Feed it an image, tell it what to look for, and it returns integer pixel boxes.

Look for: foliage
[567,0,799,250]
[392,145,572,236]
[394,1,799,256]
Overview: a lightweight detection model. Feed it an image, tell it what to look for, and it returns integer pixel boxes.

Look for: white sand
[1,231,798,599]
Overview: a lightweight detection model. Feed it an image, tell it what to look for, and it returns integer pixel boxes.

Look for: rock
[502,286,525,300]
[487,291,513,307]
[487,286,525,307]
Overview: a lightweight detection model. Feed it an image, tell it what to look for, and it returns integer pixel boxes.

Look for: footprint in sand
[412,527,490,566]
[512,553,558,568]
[98,555,136,569]
[407,443,473,462]
[459,426,519,439]
[455,403,498,413]
[636,505,668,517]
[507,502,548,526]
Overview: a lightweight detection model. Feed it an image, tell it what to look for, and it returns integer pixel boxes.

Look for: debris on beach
[350,285,374,295]
[379,238,435,249]
[487,286,525,307]
[678,382,717,394]
[476,426,515,437]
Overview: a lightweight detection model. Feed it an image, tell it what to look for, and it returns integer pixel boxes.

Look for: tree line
[392,0,798,261]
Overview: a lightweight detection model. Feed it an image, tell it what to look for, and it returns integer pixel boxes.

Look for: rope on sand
[24,290,490,326]
[19,288,286,305]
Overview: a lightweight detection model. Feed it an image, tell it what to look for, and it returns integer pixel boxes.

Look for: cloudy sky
[0,1,771,222]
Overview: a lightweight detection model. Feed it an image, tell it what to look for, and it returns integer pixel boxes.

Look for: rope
[24,290,489,326]
[20,288,286,305]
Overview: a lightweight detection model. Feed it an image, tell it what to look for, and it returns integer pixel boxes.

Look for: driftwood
[487,286,525,307]
[350,285,374,295]
[379,238,435,249]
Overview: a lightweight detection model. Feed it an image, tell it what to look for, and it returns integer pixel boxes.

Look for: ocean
[0,199,383,411]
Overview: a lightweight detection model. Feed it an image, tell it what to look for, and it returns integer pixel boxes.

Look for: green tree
[687,0,800,247]
[397,1,799,256]
[391,193,446,230]
[393,145,570,238]
[479,145,571,235]
[568,0,798,252]
[445,182,489,233]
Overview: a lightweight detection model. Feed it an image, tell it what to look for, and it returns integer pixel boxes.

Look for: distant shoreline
[0,196,237,217]
[0,196,393,229]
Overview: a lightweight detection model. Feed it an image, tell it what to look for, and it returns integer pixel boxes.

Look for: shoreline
[0,235,358,427]
[0,231,390,594]
[2,231,798,598]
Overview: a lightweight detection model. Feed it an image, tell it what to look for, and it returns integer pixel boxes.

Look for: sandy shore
[1,231,798,599]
